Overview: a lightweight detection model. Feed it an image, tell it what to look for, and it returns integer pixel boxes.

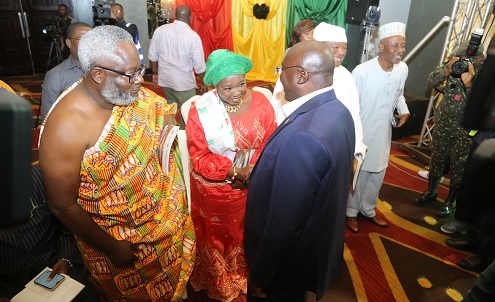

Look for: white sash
[195,90,237,161]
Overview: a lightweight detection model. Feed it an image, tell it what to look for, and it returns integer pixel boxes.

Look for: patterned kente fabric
[77,87,196,301]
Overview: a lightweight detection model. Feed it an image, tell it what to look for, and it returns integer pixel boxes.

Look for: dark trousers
[248,289,307,302]
[70,264,100,302]
[463,259,495,302]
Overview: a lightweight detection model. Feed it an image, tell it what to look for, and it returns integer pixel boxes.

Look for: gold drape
[232,0,287,83]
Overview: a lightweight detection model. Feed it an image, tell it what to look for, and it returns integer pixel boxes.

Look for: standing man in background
[41,22,92,121]
[413,39,484,218]
[346,22,409,232]
[148,5,208,129]
[58,4,75,60]
[313,25,367,157]
[111,3,144,64]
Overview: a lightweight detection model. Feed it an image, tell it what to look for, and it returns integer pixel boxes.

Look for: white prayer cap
[313,22,347,43]
[378,22,406,41]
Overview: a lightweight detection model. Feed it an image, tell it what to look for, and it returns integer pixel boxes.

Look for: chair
[178,95,200,213]
[181,95,200,124]
[252,86,273,100]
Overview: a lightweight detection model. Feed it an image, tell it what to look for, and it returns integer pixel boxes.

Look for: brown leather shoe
[346,217,359,233]
[368,215,388,227]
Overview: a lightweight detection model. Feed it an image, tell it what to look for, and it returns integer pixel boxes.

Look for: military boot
[413,177,440,206]
[436,187,458,218]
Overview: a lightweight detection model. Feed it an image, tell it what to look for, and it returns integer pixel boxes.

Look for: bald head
[176,5,191,23]
[281,40,335,101]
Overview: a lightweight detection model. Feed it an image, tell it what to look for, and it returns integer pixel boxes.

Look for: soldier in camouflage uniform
[414,40,484,217]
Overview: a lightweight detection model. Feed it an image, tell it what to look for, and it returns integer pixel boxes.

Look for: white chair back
[177,129,191,213]
[181,95,200,124]
[178,95,200,213]
[252,86,273,101]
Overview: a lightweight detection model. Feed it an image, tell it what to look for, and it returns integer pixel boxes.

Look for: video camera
[365,6,381,26]
[93,0,116,27]
[42,15,66,40]
[451,28,483,77]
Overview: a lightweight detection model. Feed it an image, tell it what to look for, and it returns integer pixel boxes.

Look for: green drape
[286,0,348,48]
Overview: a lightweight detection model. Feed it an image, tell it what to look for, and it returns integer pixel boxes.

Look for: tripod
[359,21,377,64]
[46,37,63,71]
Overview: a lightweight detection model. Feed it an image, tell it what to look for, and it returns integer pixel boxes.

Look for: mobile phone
[34,269,65,290]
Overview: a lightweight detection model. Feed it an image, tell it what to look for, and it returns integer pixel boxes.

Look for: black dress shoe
[445,238,478,252]
[457,255,490,272]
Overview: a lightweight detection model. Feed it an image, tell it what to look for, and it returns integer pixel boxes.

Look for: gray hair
[78,25,133,76]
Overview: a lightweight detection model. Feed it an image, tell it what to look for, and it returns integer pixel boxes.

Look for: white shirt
[282,86,333,118]
[148,20,206,91]
[333,65,367,157]
[352,57,409,172]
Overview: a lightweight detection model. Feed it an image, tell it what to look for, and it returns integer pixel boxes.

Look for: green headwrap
[203,49,253,86]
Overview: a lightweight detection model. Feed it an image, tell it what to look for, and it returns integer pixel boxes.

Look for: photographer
[110,3,144,63]
[413,39,485,218]
[58,4,75,59]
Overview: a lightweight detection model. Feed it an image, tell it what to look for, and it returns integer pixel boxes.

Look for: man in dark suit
[244,40,355,301]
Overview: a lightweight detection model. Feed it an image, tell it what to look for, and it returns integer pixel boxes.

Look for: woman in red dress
[185,49,277,301]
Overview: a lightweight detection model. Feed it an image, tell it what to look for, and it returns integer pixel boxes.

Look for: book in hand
[11,267,85,302]
[391,106,400,127]
[352,153,364,191]
[233,149,255,168]
[158,125,180,174]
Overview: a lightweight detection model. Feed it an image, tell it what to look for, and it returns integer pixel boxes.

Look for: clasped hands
[229,164,254,190]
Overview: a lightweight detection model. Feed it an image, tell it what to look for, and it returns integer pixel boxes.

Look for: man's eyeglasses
[69,38,80,41]
[95,64,147,84]
[274,65,310,75]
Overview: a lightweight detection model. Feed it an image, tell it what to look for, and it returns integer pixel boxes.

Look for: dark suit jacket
[244,89,355,299]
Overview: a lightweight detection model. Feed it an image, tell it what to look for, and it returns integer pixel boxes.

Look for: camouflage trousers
[429,123,473,188]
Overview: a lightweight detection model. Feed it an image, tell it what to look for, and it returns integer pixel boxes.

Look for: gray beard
[101,81,138,106]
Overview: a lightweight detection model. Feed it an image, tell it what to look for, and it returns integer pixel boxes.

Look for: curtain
[232,0,287,83]
[178,0,234,60]
[286,0,348,47]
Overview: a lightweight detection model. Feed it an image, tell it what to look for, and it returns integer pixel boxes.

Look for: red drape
[178,0,234,60]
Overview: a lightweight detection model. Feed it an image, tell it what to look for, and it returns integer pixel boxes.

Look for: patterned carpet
[334,147,476,302]
[7,76,479,302]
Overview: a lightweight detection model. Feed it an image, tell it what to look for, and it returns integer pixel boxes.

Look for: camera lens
[451,59,468,77]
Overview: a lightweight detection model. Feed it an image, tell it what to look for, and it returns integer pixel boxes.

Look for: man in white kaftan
[346,22,410,232]
[313,22,367,158]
